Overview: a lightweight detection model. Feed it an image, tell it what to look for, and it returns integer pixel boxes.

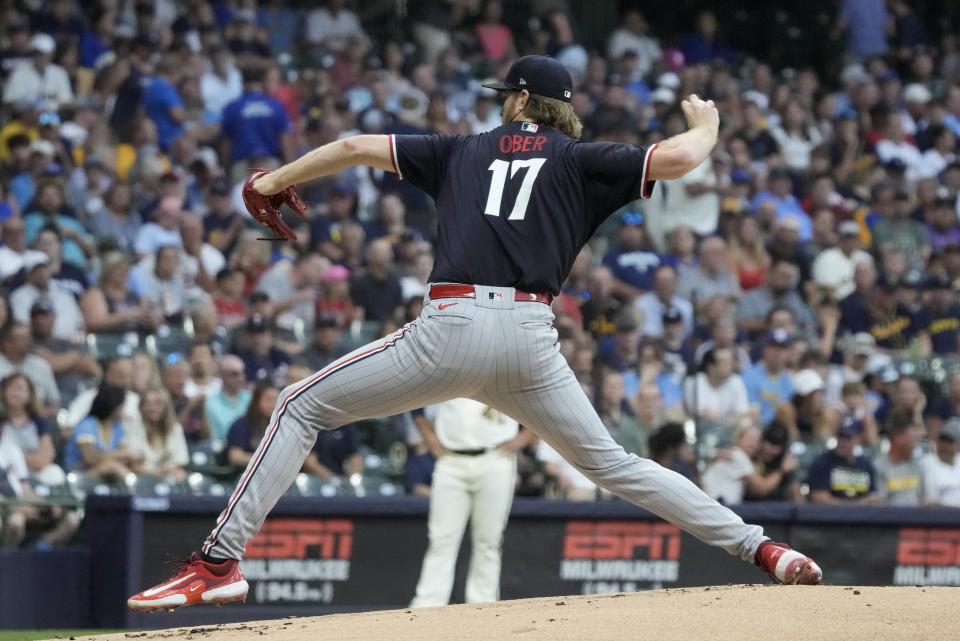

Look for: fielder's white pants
[410,450,517,607]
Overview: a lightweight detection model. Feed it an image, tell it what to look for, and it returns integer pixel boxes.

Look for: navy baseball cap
[482,55,574,103]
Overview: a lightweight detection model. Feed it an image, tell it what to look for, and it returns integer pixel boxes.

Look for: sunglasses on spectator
[222,370,244,377]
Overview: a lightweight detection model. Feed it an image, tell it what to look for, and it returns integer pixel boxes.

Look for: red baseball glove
[241,169,308,242]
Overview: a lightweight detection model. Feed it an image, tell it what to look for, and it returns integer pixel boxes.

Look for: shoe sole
[128,580,249,613]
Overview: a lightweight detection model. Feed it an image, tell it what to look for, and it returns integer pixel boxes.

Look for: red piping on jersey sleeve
[639,142,659,199]
[388,134,402,180]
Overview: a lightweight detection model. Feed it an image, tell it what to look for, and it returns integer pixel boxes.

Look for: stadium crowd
[1,0,960,548]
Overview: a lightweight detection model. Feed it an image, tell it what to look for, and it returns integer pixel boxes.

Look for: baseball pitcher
[129,55,821,612]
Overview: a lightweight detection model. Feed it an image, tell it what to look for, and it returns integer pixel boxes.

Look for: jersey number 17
[483,158,547,221]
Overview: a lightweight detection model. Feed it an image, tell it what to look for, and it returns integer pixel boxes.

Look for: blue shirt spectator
[221,71,291,164]
[807,429,878,502]
[742,331,796,424]
[839,0,889,59]
[63,415,124,472]
[143,70,185,151]
[204,376,252,448]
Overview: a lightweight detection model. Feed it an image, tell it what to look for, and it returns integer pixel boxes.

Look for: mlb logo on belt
[521,122,539,133]
[488,292,504,300]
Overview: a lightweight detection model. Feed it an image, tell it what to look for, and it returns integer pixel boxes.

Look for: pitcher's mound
[90,585,958,641]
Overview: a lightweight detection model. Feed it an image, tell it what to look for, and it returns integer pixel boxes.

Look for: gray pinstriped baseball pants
[203,285,765,563]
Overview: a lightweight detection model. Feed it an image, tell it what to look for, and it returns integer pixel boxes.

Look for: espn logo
[896,528,960,566]
[563,521,681,561]
[246,519,353,560]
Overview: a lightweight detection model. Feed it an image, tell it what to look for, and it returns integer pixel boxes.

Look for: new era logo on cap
[518,78,527,85]
[564,90,571,98]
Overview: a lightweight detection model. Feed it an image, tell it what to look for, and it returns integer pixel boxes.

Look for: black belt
[449,447,495,456]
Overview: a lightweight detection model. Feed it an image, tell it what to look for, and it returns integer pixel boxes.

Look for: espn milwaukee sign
[559,521,681,593]
[241,518,354,604]
[893,528,960,586]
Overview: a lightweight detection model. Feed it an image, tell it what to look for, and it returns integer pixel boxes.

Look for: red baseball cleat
[755,540,823,585]
[127,552,248,612]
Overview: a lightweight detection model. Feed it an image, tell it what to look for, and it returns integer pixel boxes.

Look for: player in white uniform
[410,399,528,606]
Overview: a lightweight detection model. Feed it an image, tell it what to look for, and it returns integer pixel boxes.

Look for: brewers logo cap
[482,55,574,103]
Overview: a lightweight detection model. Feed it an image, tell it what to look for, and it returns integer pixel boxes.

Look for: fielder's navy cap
[482,55,574,103]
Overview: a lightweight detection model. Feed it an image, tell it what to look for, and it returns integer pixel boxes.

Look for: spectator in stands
[743,422,802,502]
[66,354,142,440]
[204,354,252,452]
[812,221,873,300]
[178,214,222,295]
[926,198,960,253]
[728,212,771,292]
[738,259,815,341]
[2,33,73,106]
[303,423,363,481]
[597,370,647,457]
[350,239,404,323]
[684,347,751,430]
[133,386,188,482]
[874,189,929,271]
[702,423,761,505]
[648,422,697,483]
[255,253,327,333]
[143,56,187,152]
[212,267,248,330]
[742,329,796,425]
[635,264,693,340]
[305,0,366,54]
[11,254,84,342]
[837,0,889,59]
[0,322,59,416]
[184,342,221,399]
[917,274,960,355]
[775,368,838,442]
[23,180,94,270]
[32,224,88,299]
[0,217,44,284]
[751,168,813,241]
[677,236,740,312]
[225,380,279,469]
[874,409,925,506]
[922,418,960,507]
[607,9,660,74]
[298,316,346,372]
[537,438,597,502]
[927,371,960,442]
[200,45,243,122]
[203,179,246,257]
[220,64,294,180]
[64,384,141,479]
[29,297,100,405]
[807,422,879,504]
[631,382,666,437]
[81,252,158,335]
[238,313,291,386]
[602,213,663,298]
[580,265,619,341]
[137,245,189,324]
[134,196,183,257]
[598,311,641,383]
[877,375,927,431]
[161,354,207,445]
[0,416,79,548]
[0,372,62,485]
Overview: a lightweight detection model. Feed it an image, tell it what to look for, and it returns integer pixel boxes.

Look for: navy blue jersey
[391,122,658,294]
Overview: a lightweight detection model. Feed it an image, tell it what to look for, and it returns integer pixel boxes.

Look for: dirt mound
[78,585,958,641]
